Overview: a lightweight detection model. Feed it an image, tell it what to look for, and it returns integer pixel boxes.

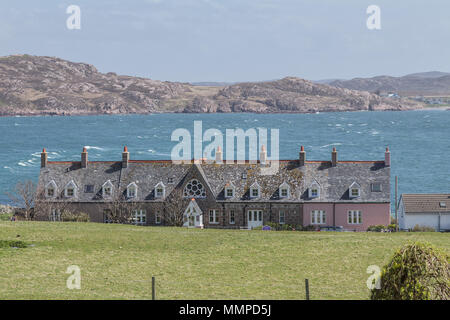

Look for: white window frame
[64,180,77,198]
[279,182,290,198]
[308,181,320,198]
[132,209,146,225]
[209,209,219,224]
[229,210,235,224]
[49,208,61,221]
[102,180,114,198]
[279,211,285,224]
[311,210,326,225]
[127,182,138,198]
[348,210,362,224]
[154,182,166,198]
[45,180,57,198]
[349,182,361,198]
[250,182,260,198]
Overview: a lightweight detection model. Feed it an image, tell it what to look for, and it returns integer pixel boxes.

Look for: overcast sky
[0,0,448,82]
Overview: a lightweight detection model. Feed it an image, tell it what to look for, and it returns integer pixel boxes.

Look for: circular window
[184,179,206,198]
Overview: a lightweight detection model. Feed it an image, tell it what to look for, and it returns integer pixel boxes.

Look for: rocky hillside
[0,54,422,116]
[330,72,450,96]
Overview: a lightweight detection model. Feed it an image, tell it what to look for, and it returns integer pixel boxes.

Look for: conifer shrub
[371,242,450,300]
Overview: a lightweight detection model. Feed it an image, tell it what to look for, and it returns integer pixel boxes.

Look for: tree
[7,180,36,220]
[371,242,450,300]
[163,188,189,226]
[100,192,140,224]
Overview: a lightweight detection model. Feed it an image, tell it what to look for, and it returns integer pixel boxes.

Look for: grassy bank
[0,221,448,300]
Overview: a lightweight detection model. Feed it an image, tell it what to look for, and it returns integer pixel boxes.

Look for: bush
[60,211,90,222]
[411,224,435,232]
[387,224,397,232]
[371,242,450,300]
[367,225,386,232]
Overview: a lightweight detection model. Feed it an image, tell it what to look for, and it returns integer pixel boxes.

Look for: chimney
[81,147,88,168]
[299,145,306,166]
[385,147,390,167]
[122,146,129,168]
[260,145,267,164]
[331,147,338,167]
[41,148,48,168]
[215,146,223,163]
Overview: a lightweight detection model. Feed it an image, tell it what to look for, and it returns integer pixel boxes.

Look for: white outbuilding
[398,194,450,231]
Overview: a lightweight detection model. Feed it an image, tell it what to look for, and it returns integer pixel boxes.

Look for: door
[248,210,263,229]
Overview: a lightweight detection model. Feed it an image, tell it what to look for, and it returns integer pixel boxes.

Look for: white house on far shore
[398,194,450,231]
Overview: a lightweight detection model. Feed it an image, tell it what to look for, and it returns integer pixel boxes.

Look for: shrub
[371,242,450,300]
[411,224,435,232]
[387,224,397,232]
[60,211,90,222]
[367,225,386,232]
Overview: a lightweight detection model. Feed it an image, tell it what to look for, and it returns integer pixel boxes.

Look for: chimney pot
[385,146,391,167]
[81,147,88,168]
[331,148,338,167]
[215,146,223,163]
[41,148,48,168]
[122,146,129,168]
[299,145,306,166]
[260,145,267,164]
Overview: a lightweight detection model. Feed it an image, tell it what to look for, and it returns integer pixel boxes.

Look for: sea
[0,110,449,208]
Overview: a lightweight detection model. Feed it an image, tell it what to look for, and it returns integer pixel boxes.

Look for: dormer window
[64,180,77,198]
[279,182,290,198]
[167,177,174,184]
[102,180,114,198]
[45,180,57,198]
[371,183,382,192]
[155,182,166,198]
[349,182,361,198]
[224,182,235,198]
[127,182,138,198]
[242,173,247,180]
[250,182,260,198]
[308,181,320,198]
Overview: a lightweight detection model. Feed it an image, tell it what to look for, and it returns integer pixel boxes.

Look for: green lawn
[0,221,448,300]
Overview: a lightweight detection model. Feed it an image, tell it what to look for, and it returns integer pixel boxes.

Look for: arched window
[184,179,206,198]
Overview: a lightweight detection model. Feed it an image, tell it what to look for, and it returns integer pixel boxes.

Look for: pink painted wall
[303,203,390,231]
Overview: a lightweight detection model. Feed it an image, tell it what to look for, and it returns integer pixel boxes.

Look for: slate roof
[400,194,450,213]
[37,157,390,203]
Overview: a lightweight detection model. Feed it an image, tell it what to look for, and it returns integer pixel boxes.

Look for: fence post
[305,279,310,300]
[152,276,156,300]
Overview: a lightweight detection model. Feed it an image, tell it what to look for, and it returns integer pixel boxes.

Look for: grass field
[0,221,448,300]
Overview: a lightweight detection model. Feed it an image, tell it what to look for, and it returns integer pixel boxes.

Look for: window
[209,209,219,224]
[102,180,113,198]
[279,211,285,224]
[371,183,382,192]
[49,209,61,221]
[308,182,320,198]
[167,177,174,184]
[226,188,234,197]
[250,182,260,198]
[155,211,161,224]
[155,182,165,198]
[229,210,235,224]
[311,210,326,224]
[64,181,77,198]
[242,173,247,179]
[184,179,206,198]
[279,182,290,198]
[127,183,137,198]
[348,210,362,224]
[45,180,57,198]
[132,209,146,225]
[84,185,94,193]
[248,210,263,222]
[349,182,360,198]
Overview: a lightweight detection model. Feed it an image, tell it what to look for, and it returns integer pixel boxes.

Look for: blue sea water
[0,110,449,207]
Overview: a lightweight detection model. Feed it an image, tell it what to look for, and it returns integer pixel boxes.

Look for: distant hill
[0,54,422,116]
[329,71,450,96]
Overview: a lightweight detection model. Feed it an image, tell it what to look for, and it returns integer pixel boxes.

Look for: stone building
[36,146,391,231]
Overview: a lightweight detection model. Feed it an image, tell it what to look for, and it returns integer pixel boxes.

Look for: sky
[0,0,449,82]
